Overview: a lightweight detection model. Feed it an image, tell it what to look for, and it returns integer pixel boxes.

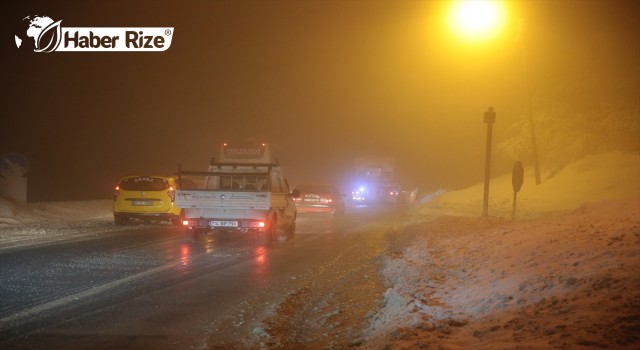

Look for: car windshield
[218,174,269,190]
[119,177,170,191]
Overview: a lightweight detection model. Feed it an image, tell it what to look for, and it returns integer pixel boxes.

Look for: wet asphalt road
[0,205,406,349]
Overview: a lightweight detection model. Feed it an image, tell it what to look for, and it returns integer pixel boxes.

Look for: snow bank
[0,199,112,225]
[0,199,119,250]
[367,198,640,349]
[365,151,640,349]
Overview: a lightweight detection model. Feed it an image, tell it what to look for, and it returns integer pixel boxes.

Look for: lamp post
[518,19,541,185]
[482,107,496,217]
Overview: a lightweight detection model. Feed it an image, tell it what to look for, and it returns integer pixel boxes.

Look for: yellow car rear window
[120,177,169,191]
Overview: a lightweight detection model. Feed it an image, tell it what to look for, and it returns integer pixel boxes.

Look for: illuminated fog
[2,0,638,202]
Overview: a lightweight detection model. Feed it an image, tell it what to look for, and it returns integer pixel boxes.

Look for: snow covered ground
[366,152,640,349]
[1,152,639,349]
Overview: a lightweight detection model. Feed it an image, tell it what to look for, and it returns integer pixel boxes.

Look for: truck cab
[176,142,297,238]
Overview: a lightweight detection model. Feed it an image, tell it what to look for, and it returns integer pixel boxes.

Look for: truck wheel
[171,210,184,226]
[189,227,207,238]
[285,214,296,237]
[267,217,277,240]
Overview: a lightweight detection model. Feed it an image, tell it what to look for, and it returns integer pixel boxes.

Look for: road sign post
[512,161,524,220]
[482,107,496,217]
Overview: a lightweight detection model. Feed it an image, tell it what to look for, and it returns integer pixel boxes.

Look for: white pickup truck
[176,143,298,238]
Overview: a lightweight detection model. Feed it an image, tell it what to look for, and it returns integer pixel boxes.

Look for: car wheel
[170,216,182,226]
[172,210,185,226]
[114,214,128,226]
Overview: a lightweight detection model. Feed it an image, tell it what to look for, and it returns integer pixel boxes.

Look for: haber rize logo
[15,15,174,53]
[15,15,61,53]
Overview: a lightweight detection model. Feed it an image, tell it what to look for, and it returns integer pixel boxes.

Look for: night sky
[2,0,639,202]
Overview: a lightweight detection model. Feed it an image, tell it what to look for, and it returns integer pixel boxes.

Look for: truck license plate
[211,221,238,227]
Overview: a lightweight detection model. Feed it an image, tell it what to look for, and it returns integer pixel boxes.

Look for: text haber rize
[64,31,165,49]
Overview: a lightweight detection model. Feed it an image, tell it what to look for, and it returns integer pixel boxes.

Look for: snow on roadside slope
[364,152,640,349]
[413,152,640,220]
[0,199,113,225]
[0,199,127,250]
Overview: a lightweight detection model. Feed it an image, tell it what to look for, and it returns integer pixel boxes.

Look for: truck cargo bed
[176,190,270,210]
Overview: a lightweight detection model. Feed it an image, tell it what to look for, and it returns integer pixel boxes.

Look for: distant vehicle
[176,142,298,239]
[113,175,195,225]
[293,184,345,216]
[351,156,400,204]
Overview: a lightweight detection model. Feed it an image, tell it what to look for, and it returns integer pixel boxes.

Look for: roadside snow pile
[367,199,640,349]
[0,199,121,250]
[0,199,113,225]
[365,151,640,349]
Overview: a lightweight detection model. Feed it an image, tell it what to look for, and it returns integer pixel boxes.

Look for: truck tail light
[247,221,266,228]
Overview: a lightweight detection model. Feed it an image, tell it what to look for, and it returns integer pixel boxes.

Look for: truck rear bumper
[181,218,269,230]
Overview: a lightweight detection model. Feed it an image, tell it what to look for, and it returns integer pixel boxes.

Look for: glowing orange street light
[447,0,507,44]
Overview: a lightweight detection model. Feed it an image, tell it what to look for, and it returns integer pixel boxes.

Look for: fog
[2,0,638,202]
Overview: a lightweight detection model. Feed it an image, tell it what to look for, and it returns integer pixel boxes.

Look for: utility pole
[482,107,496,217]
[519,19,541,185]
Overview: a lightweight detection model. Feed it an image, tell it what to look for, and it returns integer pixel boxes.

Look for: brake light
[113,185,120,200]
[182,220,190,226]
[321,197,333,204]
[247,221,266,228]
[168,185,176,202]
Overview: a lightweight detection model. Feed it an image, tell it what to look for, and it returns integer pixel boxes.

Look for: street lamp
[447,0,506,44]
[482,107,496,217]
[518,19,542,185]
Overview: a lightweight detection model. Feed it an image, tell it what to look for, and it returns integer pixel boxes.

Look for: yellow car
[113,175,193,225]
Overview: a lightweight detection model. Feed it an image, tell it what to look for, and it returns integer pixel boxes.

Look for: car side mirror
[291,189,300,198]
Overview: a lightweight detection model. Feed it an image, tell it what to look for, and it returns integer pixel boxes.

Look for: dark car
[293,184,345,216]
